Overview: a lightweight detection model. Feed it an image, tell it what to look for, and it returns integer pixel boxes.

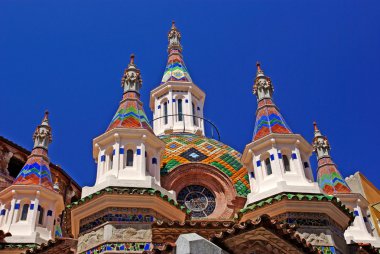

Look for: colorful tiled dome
[160,134,250,197]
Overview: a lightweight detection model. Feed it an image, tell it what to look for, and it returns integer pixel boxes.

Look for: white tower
[0,112,64,244]
[150,22,206,136]
[241,63,320,205]
[82,55,173,199]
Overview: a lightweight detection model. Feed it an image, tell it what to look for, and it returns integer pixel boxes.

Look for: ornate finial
[121,54,142,94]
[253,62,273,100]
[33,111,52,150]
[312,123,331,159]
[168,21,182,53]
[53,174,60,191]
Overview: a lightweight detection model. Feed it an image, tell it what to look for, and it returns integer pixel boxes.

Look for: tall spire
[161,21,192,84]
[312,122,351,195]
[13,111,54,190]
[107,54,153,132]
[252,62,292,141]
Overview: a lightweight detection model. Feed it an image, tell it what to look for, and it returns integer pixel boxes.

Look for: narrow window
[109,153,113,170]
[164,102,168,125]
[265,158,272,175]
[283,155,291,172]
[126,149,134,166]
[38,207,44,225]
[178,99,183,121]
[20,204,29,221]
[192,103,197,125]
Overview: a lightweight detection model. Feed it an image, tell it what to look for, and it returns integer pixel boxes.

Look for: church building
[0,22,379,254]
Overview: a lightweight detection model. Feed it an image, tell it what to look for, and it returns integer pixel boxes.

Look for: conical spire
[252,62,292,141]
[161,21,192,84]
[107,54,153,132]
[312,122,351,195]
[13,111,54,190]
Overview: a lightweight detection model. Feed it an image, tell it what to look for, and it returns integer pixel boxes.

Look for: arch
[163,101,168,125]
[161,163,245,219]
[126,149,134,167]
[38,206,44,225]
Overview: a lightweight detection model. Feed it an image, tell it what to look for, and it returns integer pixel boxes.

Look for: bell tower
[241,63,320,205]
[150,21,206,136]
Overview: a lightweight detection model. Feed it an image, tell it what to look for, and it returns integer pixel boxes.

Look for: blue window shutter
[137,149,141,155]
[291,153,297,159]
[14,203,20,210]
[270,154,274,161]
[278,153,282,159]
[256,160,261,167]
[185,99,189,103]
[158,105,161,109]
[354,210,359,216]
[172,99,176,103]
[30,204,35,210]
[0,209,5,215]
[101,155,105,162]
[47,210,53,216]
[119,148,124,154]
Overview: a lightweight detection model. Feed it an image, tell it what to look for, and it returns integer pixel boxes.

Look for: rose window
[177,185,216,218]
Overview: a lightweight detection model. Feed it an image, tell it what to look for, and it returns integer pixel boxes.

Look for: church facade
[0,22,379,254]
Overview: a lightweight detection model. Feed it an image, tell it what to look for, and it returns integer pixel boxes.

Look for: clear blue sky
[1,0,379,189]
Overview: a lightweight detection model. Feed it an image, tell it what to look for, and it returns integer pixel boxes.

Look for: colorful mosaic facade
[107,92,153,132]
[161,49,192,84]
[13,147,54,190]
[253,98,292,141]
[317,157,351,195]
[160,134,250,196]
[84,242,151,254]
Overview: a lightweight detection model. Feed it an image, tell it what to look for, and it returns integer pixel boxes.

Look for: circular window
[177,185,216,218]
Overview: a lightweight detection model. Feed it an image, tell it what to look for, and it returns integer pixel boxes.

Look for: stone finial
[312,122,331,159]
[121,54,142,94]
[253,62,274,100]
[168,20,182,53]
[33,111,52,150]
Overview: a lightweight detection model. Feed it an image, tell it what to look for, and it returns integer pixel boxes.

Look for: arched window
[109,153,113,170]
[265,158,272,175]
[163,102,168,124]
[20,204,29,221]
[126,149,134,166]
[178,99,183,121]
[38,207,44,225]
[283,155,291,172]
[192,103,197,125]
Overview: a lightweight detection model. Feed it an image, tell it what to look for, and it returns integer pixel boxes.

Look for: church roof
[160,134,250,197]
[107,55,153,132]
[252,63,292,141]
[161,21,192,84]
[13,112,54,190]
[312,122,351,195]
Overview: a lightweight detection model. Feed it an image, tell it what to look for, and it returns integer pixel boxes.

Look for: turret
[242,63,320,205]
[0,111,64,244]
[82,55,172,199]
[150,21,206,136]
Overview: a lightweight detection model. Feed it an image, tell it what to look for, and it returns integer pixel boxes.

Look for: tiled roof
[160,134,250,197]
[161,50,192,84]
[317,157,351,195]
[107,92,153,132]
[238,192,353,220]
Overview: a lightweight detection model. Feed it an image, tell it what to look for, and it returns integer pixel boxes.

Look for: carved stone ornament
[298,232,332,246]
[0,146,13,175]
[110,227,152,242]
[77,227,104,253]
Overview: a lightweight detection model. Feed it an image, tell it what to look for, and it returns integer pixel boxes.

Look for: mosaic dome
[160,134,250,197]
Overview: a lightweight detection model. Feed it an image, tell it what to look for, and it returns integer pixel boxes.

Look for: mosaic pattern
[79,207,162,234]
[55,224,62,237]
[177,185,216,218]
[317,157,351,195]
[84,242,151,254]
[161,49,192,84]
[253,98,292,141]
[160,134,250,196]
[107,92,153,132]
[13,148,54,190]
[316,246,337,254]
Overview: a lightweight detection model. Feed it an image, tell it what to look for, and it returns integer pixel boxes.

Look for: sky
[1,0,379,189]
